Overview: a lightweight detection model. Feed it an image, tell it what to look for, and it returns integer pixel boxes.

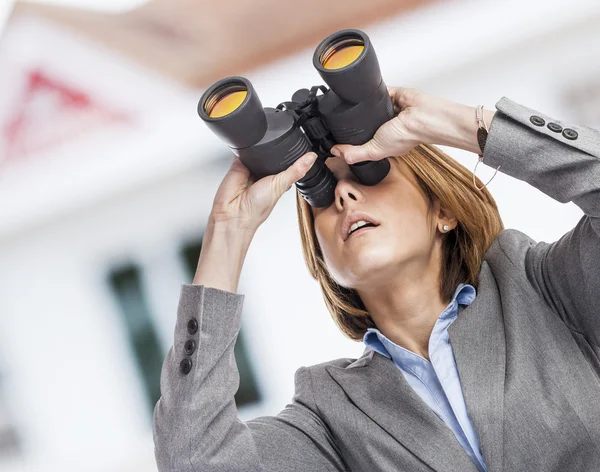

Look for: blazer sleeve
[482,97,600,348]
[152,284,348,472]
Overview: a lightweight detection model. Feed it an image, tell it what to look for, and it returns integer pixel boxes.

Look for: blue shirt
[363,282,488,472]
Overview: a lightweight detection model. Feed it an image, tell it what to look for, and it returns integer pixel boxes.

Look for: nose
[334,178,364,212]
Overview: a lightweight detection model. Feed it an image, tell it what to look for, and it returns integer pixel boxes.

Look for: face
[310,156,450,290]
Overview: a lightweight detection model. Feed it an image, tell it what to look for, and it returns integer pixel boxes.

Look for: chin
[336,244,399,288]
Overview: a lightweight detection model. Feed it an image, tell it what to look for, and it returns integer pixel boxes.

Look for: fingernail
[302,152,317,165]
[330,147,340,157]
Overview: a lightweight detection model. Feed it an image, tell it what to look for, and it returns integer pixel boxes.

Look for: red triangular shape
[2,68,131,164]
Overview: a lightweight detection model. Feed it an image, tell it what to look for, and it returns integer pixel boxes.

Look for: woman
[152,87,600,472]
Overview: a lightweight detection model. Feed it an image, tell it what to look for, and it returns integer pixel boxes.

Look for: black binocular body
[197,29,394,208]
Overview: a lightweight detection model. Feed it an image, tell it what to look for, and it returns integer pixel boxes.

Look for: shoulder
[297,356,358,378]
[294,349,369,384]
[289,355,362,406]
[298,346,374,385]
[484,227,539,271]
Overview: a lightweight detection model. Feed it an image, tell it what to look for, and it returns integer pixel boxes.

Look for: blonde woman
[153,88,600,472]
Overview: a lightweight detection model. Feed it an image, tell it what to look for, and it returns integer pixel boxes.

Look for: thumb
[278,152,318,194]
[331,140,385,164]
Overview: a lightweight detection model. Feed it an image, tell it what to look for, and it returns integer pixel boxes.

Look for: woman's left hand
[330,87,493,164]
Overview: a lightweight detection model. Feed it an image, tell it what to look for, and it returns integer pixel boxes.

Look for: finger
[391,87,422,115]
[276,152,318,194]
[388,87,411,107]
[330,141,385,164]
[230,155,250,175]
[386,87,411,116]
[221,154,252,188]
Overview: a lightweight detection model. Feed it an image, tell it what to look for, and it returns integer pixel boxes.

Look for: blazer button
[180,358,193,375]
[187,318,198,335]
[530,115,545,126]
[562,128,578,140]
[547,122,562,133]
[184,339,196,355]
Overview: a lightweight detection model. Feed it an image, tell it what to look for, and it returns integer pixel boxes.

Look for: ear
[433,199,458,230]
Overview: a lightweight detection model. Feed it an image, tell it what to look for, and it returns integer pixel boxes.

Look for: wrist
[412,99,495,154]
[442,103,496,154]
[207,214,258,236]
[191,218,255,292]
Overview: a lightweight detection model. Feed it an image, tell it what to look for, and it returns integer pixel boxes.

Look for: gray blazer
[153,97,600,472]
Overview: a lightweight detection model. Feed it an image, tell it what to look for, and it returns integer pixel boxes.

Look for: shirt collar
[453,282,476,306]
[362,282,476,355]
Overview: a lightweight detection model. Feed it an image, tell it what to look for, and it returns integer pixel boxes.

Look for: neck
[357,260,449,361]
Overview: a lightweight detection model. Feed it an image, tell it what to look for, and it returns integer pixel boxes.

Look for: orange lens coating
[323,45,364,70]
[208,90,247,118]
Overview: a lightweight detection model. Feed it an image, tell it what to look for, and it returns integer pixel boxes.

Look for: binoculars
[197,29,394,208]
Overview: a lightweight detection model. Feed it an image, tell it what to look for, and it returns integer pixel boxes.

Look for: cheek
[314,219,339,265]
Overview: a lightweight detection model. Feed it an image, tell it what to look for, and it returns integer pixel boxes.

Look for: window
[181,238,261,407]
[0,351,21,460]
[108,265,164,417]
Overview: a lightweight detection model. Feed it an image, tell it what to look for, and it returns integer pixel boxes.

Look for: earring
[442,225,449,231]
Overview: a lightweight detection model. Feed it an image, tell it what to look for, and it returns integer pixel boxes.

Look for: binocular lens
[205,85,248,118]
[321,40,365,70]
[199,77,268,149]
[314,30,381,104]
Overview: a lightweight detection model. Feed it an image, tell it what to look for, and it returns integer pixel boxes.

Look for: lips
[341,212,380,242]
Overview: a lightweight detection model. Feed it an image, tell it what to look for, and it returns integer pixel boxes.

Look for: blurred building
[0,0,599,471]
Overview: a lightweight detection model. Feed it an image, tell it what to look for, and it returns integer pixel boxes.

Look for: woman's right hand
[209,151,319,233]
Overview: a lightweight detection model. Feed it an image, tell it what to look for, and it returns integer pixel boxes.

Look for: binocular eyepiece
[198,29,394,208]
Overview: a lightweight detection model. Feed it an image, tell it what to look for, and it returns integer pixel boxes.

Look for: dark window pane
[181,237,203,278]
[108,265,164,418]
[181,238,261,407]
[0,361,21,459]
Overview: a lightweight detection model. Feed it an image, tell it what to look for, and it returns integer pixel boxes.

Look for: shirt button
[184,339,197,355]
[187,318,198,335]
[180,358,193,375]
[530,115,545,126]
[562,128,578,140]
[547,122,562,133]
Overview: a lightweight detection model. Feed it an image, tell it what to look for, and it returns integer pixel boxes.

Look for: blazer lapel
[325,261,506,472]
[448,260,506,472]
[326,348,479,471]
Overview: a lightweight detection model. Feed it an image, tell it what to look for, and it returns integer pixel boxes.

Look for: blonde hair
[295,143,504,341]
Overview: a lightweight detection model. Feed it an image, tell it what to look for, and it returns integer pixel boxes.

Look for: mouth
[345,223,379,242]
[342,214,380,242]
